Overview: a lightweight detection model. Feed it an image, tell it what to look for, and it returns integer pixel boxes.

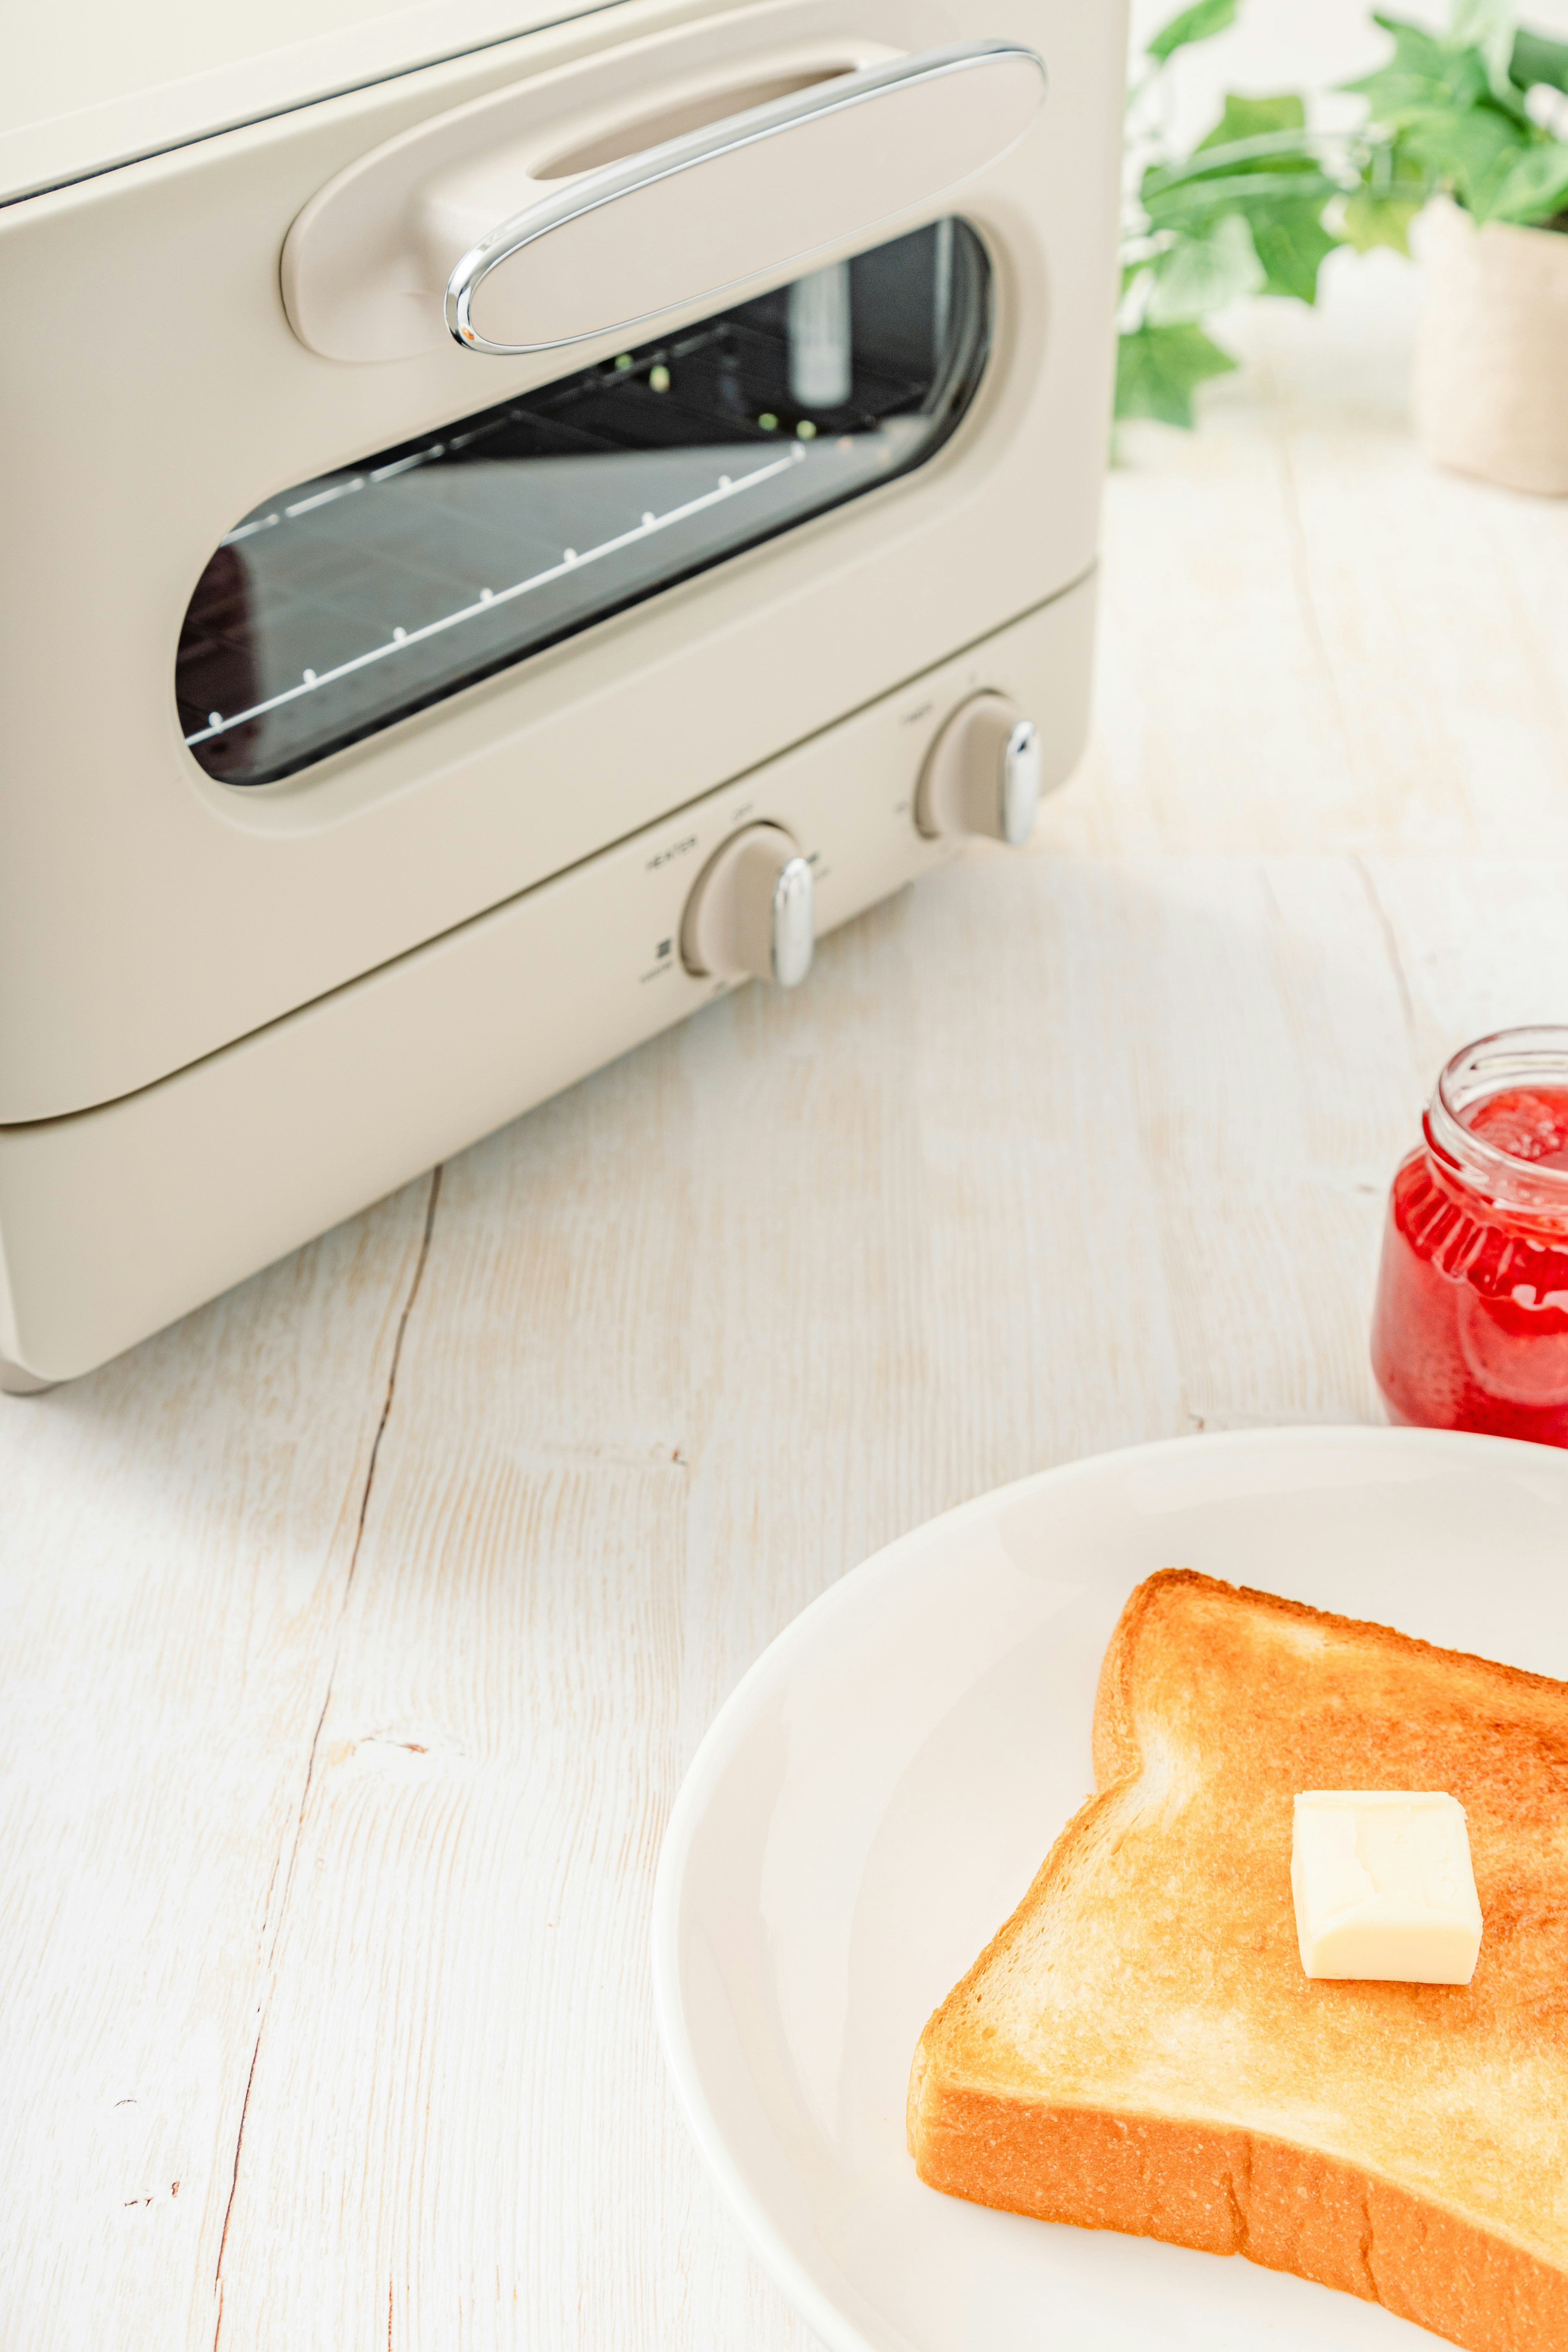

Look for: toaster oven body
[0,0,1126,1385]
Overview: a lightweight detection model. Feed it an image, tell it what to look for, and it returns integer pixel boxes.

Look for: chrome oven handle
[441,41,1044,359]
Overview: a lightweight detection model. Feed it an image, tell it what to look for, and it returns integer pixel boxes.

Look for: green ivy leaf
[1197,91,1308,154]
[1146,0,1238,63]
[1141,99,1334,227]
[1247,203,1340,301]
[1449,0,1520,101]
[1488,138,1568,223]
[1338,186,1423,253]
[1145,212,1267,323]
[1511,27,1568,96]
[1344,18,1491,125]
[1115,323,1238,428]
[1401,103,1531,215]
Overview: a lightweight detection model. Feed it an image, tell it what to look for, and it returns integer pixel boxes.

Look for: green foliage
[1117,0,1568,434]
[1249,205,1341,299]
[1344,6,1568,227]
[1146,0,1238,64]
[1451,0,1523,93]
[1511,26,1568,93]
[1339,184,1423,253]
[1342,18,1493,126]
[1116,323,1239,428]
[1118,4,1347,427]
[1143,213,1264,322]
[1198,90,1306,142]
[1401,101,1528,207]
[1490,137,1568,219]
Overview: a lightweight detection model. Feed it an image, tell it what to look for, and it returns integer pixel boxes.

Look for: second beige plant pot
[1413,195,1568,495]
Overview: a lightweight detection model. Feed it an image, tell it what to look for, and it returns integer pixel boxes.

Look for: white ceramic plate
[653,1425,1568,2352]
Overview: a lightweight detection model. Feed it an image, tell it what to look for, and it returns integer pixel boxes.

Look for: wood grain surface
[2,260,1566,2351]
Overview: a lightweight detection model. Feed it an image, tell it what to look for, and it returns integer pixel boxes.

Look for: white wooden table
[4,257,1566,2351]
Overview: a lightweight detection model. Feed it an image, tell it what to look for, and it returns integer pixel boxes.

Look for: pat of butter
[1291,1791,1482,1984]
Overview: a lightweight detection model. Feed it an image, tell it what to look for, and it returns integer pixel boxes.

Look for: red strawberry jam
[1372,1032,1568,1445]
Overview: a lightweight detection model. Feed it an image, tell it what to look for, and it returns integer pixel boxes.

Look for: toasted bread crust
[907,1571,1568,2352]
[1091,1567,1568,1787]
[912,2091,1567,2352]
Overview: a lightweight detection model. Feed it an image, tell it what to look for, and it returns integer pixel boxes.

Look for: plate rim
[651,1422,1568,2352]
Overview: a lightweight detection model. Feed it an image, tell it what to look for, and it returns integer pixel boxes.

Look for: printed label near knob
[915,694,1041,846]
[680,824,815,989]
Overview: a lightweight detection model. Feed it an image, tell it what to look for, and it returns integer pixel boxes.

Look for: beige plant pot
[1413,195,1568,496]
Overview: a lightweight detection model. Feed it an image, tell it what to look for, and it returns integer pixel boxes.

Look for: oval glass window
[176,218,991,786]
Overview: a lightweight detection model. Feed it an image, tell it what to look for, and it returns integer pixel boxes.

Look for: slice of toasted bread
[907,1571,1568,2352]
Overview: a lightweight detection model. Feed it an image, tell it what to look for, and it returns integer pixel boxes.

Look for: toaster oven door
[178,220,989,786]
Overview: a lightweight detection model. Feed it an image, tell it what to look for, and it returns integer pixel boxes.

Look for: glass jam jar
[1372,1028,1568,1445]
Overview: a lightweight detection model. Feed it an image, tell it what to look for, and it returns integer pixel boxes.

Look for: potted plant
[1347,7,1568,493]
[1117,1,1568,496]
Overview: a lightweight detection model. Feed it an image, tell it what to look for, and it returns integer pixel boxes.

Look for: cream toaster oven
[0,0,1125,1390]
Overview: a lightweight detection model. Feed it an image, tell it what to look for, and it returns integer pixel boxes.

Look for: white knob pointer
[680,824,815,989]
[915,694,1041,846]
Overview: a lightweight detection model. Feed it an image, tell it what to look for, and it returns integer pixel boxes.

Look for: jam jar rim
[1427,1025,1568,1221]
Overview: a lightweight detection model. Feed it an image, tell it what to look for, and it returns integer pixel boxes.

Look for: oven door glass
[177,219,991,786]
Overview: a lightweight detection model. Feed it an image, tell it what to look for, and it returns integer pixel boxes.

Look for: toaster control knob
[680,823,815,989]
[915,695,1041,847]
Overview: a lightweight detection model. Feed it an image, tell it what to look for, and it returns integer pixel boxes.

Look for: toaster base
[0,581,1093,1383]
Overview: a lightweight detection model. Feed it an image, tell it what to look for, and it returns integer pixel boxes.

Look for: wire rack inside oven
[176,220,991,786]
